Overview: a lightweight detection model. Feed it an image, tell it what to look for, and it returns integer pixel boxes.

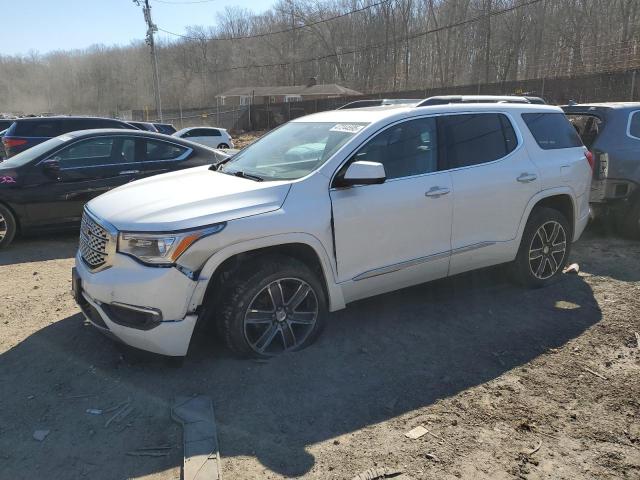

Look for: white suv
[72,103,592,358]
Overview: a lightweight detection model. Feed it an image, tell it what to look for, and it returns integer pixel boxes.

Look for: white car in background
[173,127,234,149]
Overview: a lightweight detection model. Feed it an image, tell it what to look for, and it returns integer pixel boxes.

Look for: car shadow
[0,265,601,479]
[0,231,78,265]
[573,226,640,282]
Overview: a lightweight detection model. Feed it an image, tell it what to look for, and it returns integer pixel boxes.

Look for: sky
[3,0,275,56]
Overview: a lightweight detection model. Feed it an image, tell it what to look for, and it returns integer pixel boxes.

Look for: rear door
[442,112,540,275]
[23,136,138,226]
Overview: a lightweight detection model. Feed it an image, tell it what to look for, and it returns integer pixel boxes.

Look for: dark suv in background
[1,116,134,158]
[563,103,640,238]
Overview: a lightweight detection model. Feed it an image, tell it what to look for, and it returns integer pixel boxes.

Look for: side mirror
[42,158,61,179]
[341,161,386,186]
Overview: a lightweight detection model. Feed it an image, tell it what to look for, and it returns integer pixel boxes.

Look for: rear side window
[13,121,61,137]
[566,114,603,149]
[144,139,188,161]
[189,128,220,137]
[439,113,517,169]
[522,113,583,149]
[628,111,640,139]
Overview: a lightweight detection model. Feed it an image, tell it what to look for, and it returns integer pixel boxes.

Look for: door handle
[425,186,450,198]
[516,173,537,183]
[119,170,140,175]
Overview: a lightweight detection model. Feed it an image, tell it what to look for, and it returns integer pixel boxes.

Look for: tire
[617,198,640,239]
[0,204,17,249]
[511,207,571,288]
[219,255,327,358]
[217,143,230,149]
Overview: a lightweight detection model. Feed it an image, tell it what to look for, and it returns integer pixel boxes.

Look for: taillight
[2,138,27,148]
[585,150,594,171]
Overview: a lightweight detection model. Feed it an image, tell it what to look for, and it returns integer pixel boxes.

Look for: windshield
[219,121,368,181]
[0,137,65,168]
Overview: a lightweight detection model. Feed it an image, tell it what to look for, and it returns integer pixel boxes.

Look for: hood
[87,165,291,232]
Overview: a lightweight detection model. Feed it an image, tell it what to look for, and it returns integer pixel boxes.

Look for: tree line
[0,0,638,116]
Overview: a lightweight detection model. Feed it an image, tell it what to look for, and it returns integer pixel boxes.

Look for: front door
[23,136,138,227]
[330,117,453,302]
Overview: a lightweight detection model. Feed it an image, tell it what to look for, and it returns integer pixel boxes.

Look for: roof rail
[337,98,420,110]
[415,95,545,107]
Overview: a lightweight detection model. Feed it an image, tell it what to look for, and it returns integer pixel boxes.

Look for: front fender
[187,232,346,312]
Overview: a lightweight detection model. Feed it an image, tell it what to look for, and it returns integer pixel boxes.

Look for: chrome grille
[79,212,110,269]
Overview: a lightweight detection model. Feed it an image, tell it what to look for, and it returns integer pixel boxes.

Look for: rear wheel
[219,255,327,358]
[512,207,571,288]
[0,204,17,249]
[217,143,230,149]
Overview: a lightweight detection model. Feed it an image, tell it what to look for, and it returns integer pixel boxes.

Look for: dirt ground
[0,226,639,480]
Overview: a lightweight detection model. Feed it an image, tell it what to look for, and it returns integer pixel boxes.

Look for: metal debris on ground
[404,425,428,439]
[351,467,404,480]
[86,409,102,415]
[33,430,50,441]
[583,366,608,380]
[172,395,221,480]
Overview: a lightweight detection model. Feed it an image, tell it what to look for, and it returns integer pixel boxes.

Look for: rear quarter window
[628,111,640,139]
[13,121,61,137]
[522,113,583,149]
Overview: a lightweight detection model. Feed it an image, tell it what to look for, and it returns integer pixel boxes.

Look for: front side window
[522,112,583,149]
[352,117,438,179]
[220,121,368,181]
[439,113,517,169]
[56,138,115,168]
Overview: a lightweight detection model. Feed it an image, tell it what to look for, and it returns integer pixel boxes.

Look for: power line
[206,0,543,75]
[157,0,391,41]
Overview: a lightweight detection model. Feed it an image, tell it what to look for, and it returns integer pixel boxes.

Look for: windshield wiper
[224,170,264,182]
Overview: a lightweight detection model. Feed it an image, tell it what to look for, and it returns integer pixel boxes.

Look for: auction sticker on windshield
[330,124,365,133]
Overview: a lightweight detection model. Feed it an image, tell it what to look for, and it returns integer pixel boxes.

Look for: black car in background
[127,121,158,132]
[563,103,640,238]
[1,116,134,158]
[0,129,230,248]
[153,122,177,135]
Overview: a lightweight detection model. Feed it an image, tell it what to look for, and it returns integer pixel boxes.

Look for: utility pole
[134,0,163,121]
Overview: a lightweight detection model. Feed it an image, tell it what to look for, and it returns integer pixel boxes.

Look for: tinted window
[144,139,188,161]
[354,117,438,179]
[13,120,61,137]
[628,111,640,138]
[56,138,115,168]
[439,113,516,169]
[0,137,65,168]
[522,113,583,149]
[190,128,220,137]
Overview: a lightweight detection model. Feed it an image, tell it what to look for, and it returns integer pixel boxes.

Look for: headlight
[117,223,225,266]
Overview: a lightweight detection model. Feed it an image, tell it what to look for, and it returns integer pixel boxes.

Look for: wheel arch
[188,233,345,313]
[517,188,577,245]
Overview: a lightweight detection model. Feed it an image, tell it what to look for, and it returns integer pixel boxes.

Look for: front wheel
[0,204,17,249]
[219,255,327,358]
[511,207,571,288]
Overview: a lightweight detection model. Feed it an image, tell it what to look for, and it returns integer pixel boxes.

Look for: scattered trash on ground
[351,467,404,480]
[404,425,428,439]
[86,408,102,415]
[563,263,580,274]
[33,430,50,441]
[172,395,221,480]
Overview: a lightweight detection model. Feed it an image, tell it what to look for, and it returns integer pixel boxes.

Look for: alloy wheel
[528,220,567,280]
[0,213,6,241]
[243,277,319,355]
